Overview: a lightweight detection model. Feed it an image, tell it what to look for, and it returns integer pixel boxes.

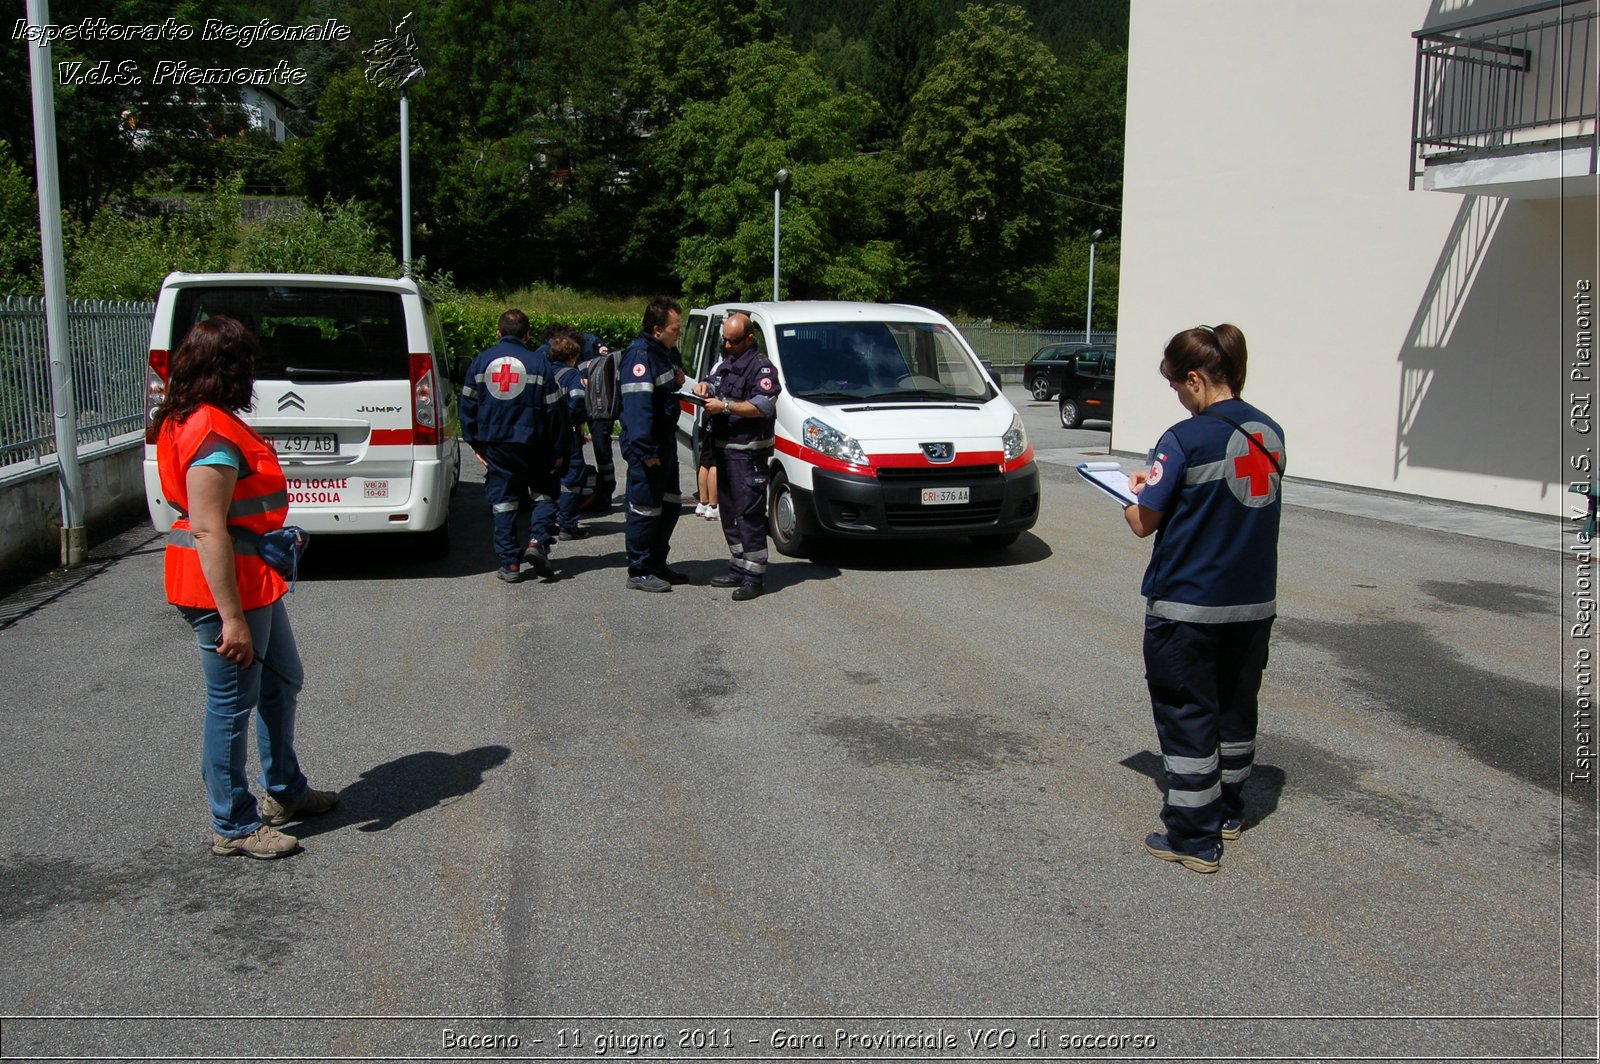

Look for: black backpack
[580,346,620,420]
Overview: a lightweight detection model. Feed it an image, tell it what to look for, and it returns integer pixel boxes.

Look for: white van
[143,273,461,555]
[679,301,1039,554]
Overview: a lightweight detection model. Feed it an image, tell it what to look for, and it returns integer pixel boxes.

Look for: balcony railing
[1410,0,1597,190]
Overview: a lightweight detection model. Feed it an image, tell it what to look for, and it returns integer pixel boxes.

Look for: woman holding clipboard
[1123,324,1285,873]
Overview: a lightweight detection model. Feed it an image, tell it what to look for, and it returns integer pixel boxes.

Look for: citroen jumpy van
[143,273,461,554]
[679,302,1039,555]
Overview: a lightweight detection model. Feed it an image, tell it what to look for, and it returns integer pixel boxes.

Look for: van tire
[1058,396,1084,429]
[769,469,813,557]
[416,521,451,559]
[971,532,1020,550]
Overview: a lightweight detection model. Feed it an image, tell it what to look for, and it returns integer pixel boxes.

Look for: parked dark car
[1024,343,1115,402]
[1056,348,1116,428]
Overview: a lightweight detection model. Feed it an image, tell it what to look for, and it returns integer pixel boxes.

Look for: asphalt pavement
[0,391,1593,1063]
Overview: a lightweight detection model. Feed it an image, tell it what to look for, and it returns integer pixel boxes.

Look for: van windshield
[772,320,995,403]
[171,286,410,382]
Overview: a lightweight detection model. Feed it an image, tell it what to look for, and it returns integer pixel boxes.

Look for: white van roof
[160,272,419,294]
[700,301,954,326]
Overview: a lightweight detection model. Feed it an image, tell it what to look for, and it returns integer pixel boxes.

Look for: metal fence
[954,324,1118,366]
[0,297,154,479]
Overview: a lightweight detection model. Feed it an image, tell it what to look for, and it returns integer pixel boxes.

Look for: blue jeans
[180,598,309,837]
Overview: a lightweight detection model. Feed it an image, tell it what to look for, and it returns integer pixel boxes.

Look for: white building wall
[1116,0,1596,517]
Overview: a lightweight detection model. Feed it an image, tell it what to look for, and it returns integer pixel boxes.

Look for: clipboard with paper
[1076,461,1139,507]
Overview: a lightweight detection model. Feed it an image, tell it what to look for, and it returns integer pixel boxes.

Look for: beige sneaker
[259,787,340,827]
[211,824,300,859]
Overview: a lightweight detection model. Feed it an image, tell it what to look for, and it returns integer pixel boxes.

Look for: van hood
[804,399,1011,445]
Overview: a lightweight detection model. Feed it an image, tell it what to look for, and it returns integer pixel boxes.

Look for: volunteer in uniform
[459,309,571,583]
[548,327,593,540]
[618,297,687,592]
[1124,323,1285,874]
[695,312,782,600]
[153,316,339,859]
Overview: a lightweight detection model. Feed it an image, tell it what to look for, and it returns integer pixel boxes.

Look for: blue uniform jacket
[618,332,681,464]
[460,336,571,454]
[705,347,782,449]
[1136,398,1286,622]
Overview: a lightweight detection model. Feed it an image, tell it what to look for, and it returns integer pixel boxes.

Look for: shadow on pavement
[292,744,512,837]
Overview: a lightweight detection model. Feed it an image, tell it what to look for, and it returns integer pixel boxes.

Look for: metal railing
[1411,1,1598,189]
[0,297,154,479]
[954,324,1118,366]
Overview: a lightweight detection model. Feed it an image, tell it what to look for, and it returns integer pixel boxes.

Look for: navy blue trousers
[624,452,682,576]
[1143,615,1273,852]
[717,449,770,588]
[481,442,558,567]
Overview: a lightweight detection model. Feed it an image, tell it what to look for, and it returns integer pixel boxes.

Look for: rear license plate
[268,434,338,455]
[921,487,969,505]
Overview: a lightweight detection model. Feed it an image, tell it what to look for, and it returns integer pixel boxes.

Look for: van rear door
[169,284,422,515]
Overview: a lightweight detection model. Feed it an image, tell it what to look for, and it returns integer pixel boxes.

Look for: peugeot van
[679,302,1039,555]
[143,273,461,555]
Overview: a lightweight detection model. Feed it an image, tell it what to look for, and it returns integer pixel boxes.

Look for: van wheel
[971,532,1020,550]
[1058,397,1084,429]
[769,469,813,557]
[416,521,451,559]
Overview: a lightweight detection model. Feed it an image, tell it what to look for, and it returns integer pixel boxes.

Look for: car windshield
[772,320,995,403]
[172,287,410,382]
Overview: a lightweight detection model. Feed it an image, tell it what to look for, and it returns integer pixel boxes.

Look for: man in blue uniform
[459,309,570,583]
[618,298,687,592]
[695,312,782,600]
[547,327,593,541]
[1125,323,1284,873]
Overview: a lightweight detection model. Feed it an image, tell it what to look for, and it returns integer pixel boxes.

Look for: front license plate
[921,487,969,505]
[268,434,338,455]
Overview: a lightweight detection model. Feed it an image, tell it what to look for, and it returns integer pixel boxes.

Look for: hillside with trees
[1,0,1127,327]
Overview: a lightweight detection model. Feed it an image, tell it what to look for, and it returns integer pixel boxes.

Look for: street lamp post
[1086,228,1104,344]
[773,168,789,301]
[397,67,424,274]
[363,14,424,276]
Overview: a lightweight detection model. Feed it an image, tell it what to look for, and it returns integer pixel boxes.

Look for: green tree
[900,3,1067,313]
[659,40,903,302]
[1021,232,1118,330]
[864,0,946,148]
[0,142,42,295]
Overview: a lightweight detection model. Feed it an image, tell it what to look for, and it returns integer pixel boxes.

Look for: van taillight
[410,353,438,446]
[144,349,169,442]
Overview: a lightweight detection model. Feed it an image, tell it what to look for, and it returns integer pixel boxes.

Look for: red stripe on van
[370,429,414,445]
[773,438,1025,477]
[774,436,875,478]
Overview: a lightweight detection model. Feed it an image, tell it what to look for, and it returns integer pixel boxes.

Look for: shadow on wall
[1394,194,1571,500]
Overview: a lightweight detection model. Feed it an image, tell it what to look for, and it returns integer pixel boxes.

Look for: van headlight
[1002,414,1028,462]
[803,417,867,466]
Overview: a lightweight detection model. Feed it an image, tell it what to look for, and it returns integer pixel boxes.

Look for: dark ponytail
[1161,323,1248,395]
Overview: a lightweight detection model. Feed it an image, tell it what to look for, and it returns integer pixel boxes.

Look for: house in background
[1114,0,1597,519]
[238,85,293,142]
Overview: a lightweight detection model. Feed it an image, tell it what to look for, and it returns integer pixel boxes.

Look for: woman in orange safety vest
[153,316,339,859]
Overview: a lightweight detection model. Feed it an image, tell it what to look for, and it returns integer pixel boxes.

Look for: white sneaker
[705,505,720,520]
[694,502,708,517]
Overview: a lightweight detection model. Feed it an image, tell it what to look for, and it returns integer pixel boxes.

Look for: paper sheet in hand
[678,391,708,407]
[1077,461,1138,506]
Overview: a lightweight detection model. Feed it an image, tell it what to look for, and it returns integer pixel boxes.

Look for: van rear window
[172,286,409,382]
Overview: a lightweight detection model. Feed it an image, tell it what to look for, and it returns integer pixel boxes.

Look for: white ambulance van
[143,273,461,555]
[678,301,1039,555]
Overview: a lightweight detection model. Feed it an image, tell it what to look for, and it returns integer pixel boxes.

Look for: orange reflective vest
[158,404,290,610]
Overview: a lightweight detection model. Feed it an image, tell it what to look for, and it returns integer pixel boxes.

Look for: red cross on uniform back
[1233,433,1281,498]
[492,362,521,393]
